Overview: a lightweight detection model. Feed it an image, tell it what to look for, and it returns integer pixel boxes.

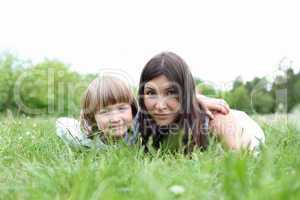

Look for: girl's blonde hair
[80,76,138,136]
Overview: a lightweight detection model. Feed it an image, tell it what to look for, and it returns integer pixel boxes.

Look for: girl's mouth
[110,124,125,129]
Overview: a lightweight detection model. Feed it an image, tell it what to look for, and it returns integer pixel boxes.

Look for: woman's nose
[154,97,167,110]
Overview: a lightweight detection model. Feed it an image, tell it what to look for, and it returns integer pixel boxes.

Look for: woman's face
[143,75,181,126]
[94,103,133,137]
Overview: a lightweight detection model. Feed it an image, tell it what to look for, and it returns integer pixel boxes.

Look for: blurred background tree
[16,59,81,116]
[0,53,24,112]
[0,52,95,116]
[195,67,299,114]
[1,51,299,116]
[224,84,252,113]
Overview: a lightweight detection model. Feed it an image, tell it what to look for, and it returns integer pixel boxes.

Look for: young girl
[136,52,265,152]
[56,76,138,149]
[56,75,231,149]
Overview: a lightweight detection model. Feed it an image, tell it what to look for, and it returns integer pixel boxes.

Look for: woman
[136,52,265,152]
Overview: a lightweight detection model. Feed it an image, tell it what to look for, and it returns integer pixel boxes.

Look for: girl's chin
[105,127,127,137]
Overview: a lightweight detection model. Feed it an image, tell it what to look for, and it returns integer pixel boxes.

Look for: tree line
[196,66,300,114]
[1,52,299,116]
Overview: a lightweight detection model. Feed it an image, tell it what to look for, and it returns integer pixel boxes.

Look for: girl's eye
[98,109,109,115]
[118,106,129,111]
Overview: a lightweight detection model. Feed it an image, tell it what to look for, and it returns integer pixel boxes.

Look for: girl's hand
[196,94,230,119]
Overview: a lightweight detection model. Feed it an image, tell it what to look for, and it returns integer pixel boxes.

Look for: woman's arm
[196,94,230,119]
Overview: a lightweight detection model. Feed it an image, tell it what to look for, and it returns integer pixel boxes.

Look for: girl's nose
[109,113,122,123]
[110,117,121,123]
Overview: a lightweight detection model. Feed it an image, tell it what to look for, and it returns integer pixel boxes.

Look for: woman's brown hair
[137,52,209,151]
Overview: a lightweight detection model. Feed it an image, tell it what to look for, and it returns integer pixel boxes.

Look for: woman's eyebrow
[165,86,175,90]
[165,85,178,91]
[144,85,154,90]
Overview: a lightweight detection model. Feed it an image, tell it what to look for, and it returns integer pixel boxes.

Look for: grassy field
[0,114,300,200]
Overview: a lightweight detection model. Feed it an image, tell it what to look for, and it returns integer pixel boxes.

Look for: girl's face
[143,75,181,126]
[94,103,133,137]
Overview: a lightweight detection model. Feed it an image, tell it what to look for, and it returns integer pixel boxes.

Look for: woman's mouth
[153,113,174,119]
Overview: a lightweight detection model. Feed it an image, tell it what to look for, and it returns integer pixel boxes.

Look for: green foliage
[196,83,218,97]
[293,79,300,102]
[271,68,300,112]
[0,53,24,111]
[1,52,300,115]
[232,76,244,90]
[248,78,275,114]
[251,91,275,114]
[0,52,96,116]
[194,77,203,86]
[196,67,300,114]
[16,59,89,116]
[225,85,252,113]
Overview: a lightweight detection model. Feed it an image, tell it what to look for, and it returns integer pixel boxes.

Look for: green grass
[0,114,300,200]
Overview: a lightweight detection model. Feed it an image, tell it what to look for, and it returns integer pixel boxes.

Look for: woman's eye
[167,90,176,95]
[145,90,155,96]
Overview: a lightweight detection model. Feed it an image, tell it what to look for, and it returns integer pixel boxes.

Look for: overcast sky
[1,0,299,88]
